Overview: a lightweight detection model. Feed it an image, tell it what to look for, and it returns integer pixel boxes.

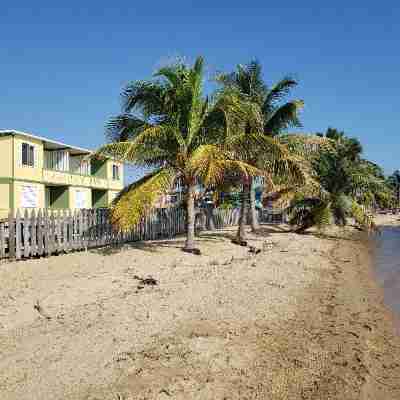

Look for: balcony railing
[44,150,93,176]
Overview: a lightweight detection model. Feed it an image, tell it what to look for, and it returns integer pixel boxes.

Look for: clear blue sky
[1,1,399,181]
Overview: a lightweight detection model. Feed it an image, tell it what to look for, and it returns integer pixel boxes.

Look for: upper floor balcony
[43,150,123,190]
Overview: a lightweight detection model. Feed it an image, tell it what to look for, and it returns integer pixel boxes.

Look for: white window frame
[21,142,35,167]
[112,164,120,180]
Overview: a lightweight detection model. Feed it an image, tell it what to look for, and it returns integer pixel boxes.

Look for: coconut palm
[288,142,386,233]
[316,127,363,162]
[96,56,262,252]
[217,61,304,233]
[387,170,400,208]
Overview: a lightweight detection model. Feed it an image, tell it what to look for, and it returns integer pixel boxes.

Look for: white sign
[75,190,86,209]
[21,185,39,208]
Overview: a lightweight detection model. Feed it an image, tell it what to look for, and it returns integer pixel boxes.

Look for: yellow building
[0,130,124,219]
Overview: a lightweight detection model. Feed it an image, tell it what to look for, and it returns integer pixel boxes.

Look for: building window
[112,164,120,180]
[75,190,86,209]
[22,143,35,167]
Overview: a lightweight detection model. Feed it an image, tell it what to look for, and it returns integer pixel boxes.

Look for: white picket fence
[0,207,241,261]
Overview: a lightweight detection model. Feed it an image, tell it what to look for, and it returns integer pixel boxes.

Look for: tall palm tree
[217,61,303,237]
[96,56,261,252]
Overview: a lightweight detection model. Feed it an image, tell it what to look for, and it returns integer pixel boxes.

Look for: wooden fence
[0,207,241,261]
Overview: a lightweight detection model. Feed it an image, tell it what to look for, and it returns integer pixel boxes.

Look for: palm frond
[121,80,166,118]
[106,114,149,143]
[264,100,304,135]
[110,168,176,230]
[350,200,377,232]
[188,144,265,186]
[264,76,299,109]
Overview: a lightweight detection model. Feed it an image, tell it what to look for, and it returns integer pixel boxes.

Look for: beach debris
[363,324,372,331]
[222,256,235,265]
[182,248,201,255]
[231,238,247,246]
[159,388,171,396]
[133,275,158,289]
[33,300,51,320]
[266,281,285,289]
[249,246,261,254]
[262,240,275,251]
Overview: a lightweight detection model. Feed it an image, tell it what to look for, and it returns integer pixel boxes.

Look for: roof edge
[0,129,93,154]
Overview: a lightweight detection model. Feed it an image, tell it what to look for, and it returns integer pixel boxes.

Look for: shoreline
[1,222,400,398]
[328,225,400,398]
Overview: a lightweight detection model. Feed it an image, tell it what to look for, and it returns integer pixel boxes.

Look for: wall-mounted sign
[21,185,39,208]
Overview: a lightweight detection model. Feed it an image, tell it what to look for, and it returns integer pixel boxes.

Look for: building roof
[0,129,92,155]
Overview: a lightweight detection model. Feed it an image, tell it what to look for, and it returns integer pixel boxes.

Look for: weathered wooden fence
[0,207,241,261]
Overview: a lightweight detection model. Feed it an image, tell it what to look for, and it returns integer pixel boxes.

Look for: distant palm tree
[96,56,261,252]
[317,127,363,162]
[387,170,400,207]
[288,142,386,233]
[217,61,306,235]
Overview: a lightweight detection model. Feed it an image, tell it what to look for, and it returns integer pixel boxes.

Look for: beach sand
[1,218,400,399]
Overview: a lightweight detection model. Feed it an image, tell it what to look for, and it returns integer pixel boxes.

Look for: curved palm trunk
[236,181,250,241]
[185,183,196,250]
[249,177,260,232]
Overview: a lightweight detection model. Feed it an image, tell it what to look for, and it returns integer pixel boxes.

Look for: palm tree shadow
[254,224,292,236]
[91,232,231,256]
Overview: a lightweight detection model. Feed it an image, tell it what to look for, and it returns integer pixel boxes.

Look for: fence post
[23,209,30,258]
[8,211,15,259]
[30,209,37,257]
[56,210,62,253]
[0,221,5,259]
[15,209,21,260]
[37,209,43,256]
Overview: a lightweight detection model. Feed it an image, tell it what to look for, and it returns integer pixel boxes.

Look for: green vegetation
[288,130,391,232]
[96,56,262,251]
[216,61,310,240]
[97,57,393,248]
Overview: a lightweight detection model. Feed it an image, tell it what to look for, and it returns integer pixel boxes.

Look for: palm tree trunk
[236,180,250,242]
[206,205,216,230]
[249,177,259,232]
[185,183,196,250]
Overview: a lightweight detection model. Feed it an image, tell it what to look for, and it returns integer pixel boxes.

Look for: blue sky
[1,1,399,181]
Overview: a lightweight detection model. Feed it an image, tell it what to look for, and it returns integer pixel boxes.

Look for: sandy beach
[1,218,400,399]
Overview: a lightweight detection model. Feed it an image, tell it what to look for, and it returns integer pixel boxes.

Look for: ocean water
[373,225,400,318]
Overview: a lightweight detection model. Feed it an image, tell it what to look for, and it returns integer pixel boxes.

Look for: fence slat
[15,210,22,260]
[8,212,15,259]
[0,222,5,258]
[56,211,62,253]
[30,209,37,257]
[23,209,30,258]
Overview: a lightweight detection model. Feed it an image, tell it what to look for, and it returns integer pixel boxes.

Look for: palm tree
[316,127,363,162]
[217,61,304,233]
[96,56,261,252]
[288,142,386,233]
[217,61,303,236]
[387,170,400,208]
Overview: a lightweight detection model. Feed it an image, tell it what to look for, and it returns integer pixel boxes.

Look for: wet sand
[1,222,400,399]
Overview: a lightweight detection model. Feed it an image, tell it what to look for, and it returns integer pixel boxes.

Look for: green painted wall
[92,189,107,208]
[47,186,69,209]
[91,159,107,179]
